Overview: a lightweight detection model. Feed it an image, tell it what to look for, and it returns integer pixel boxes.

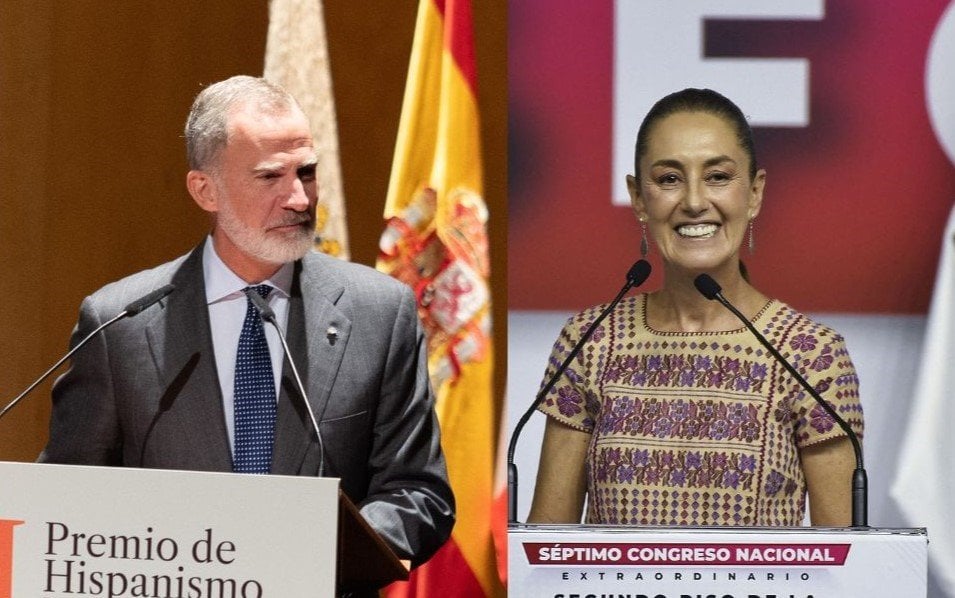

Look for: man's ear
[186,170,219,214]
[626,174,647,222]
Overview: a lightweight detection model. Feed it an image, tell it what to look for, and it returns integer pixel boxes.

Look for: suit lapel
[272,256,351,475]
[143,246,233,470]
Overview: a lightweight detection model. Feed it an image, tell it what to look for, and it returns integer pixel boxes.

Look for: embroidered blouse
[537,294,864,526]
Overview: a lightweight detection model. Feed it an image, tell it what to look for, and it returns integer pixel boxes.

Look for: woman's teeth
[677,223,718,238]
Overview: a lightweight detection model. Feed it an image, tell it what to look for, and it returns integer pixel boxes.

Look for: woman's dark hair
[633,88,758,181]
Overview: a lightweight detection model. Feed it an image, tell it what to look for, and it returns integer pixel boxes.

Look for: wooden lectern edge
[337,489,410,594]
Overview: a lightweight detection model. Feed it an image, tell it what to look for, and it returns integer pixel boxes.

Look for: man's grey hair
[184,75,300,171]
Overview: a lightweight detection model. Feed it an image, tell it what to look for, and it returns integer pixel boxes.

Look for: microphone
[123,285,176,316]
[244,288,326,477]
[0,284,175,422]
[694,274,868,528]
[507,259,652,523]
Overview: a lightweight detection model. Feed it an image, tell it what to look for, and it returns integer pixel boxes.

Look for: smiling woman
[528,89,865,528]
[628,110,764,301]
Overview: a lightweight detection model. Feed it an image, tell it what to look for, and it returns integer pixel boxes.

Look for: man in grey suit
[40,76,454,574]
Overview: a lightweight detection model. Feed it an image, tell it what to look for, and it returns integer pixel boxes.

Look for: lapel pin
[326,326,339,345]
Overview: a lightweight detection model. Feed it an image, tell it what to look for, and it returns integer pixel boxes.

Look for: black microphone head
[244,287,277,322]
[123,284,175,316]
[693,274,722,300]
[626,259,652,287]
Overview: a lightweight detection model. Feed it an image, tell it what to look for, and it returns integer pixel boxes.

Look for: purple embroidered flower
[655,368,674,387]
[727,404,747,424]
[685,452,702,469]
[740,420,760,442]
[617,464,635,483]
[679,370,696,387]
[723,470,741,489]
[710,419,730,440]
[811,354,834,372]
[670,470,687,487]
[604,365,622,383]
[652,417,673,438]
[711,453,728,469]
[647,355,662,371]
[614,396,634,413]
[739,454,756,472]
[630,371,648,386]
[734,376,752,392]
[556,386,583,417]
[790,333,817,352]
[598,415,616,435]
[707,371,724,386]
[606,447,622,465]
[695,356,713,371]
[765,471,785,495]
[809,405,835,434]
[634,449,650,466]
[660,452,674,467]
[725,358,741,373]
[749,363,767,380]
[645,468,661,484]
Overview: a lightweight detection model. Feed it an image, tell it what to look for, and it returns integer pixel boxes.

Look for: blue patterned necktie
[232,285,275,474]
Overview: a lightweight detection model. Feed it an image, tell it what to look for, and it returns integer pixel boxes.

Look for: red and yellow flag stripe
[377,0,502,596]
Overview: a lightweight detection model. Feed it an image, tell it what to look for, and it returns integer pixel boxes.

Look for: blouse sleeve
[785,322,865,448]
[535,308,607,433]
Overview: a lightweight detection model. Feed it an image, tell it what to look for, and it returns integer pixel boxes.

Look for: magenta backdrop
[508,1,955,314]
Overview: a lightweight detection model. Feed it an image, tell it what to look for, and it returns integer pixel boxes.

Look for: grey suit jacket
[40,244,454,567]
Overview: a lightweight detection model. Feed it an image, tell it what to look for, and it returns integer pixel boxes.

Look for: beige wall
[0,1,506,461]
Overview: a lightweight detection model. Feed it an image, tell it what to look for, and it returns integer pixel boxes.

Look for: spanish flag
[376,0,502,596]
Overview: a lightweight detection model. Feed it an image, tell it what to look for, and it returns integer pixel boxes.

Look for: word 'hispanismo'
[43,522,262,598]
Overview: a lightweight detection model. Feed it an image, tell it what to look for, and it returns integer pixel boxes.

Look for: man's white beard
[216,201,313,265]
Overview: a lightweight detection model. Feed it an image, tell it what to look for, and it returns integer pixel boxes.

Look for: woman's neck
[646,263,769,332]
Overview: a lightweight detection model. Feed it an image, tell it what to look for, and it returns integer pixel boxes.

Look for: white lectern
[0,461,407,597]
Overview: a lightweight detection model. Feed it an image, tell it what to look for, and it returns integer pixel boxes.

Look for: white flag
[264,0,350,259]
[891,203,955,596]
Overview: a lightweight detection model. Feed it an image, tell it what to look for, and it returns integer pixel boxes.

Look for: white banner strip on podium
[509,525,927,598]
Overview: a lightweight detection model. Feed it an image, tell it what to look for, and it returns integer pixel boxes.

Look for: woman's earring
[640,220,649,258]
[748,219,756,255]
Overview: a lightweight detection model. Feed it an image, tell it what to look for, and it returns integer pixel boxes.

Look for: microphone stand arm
[713,292,867,528]
[506,280,635,523]
[0,311,127,422]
